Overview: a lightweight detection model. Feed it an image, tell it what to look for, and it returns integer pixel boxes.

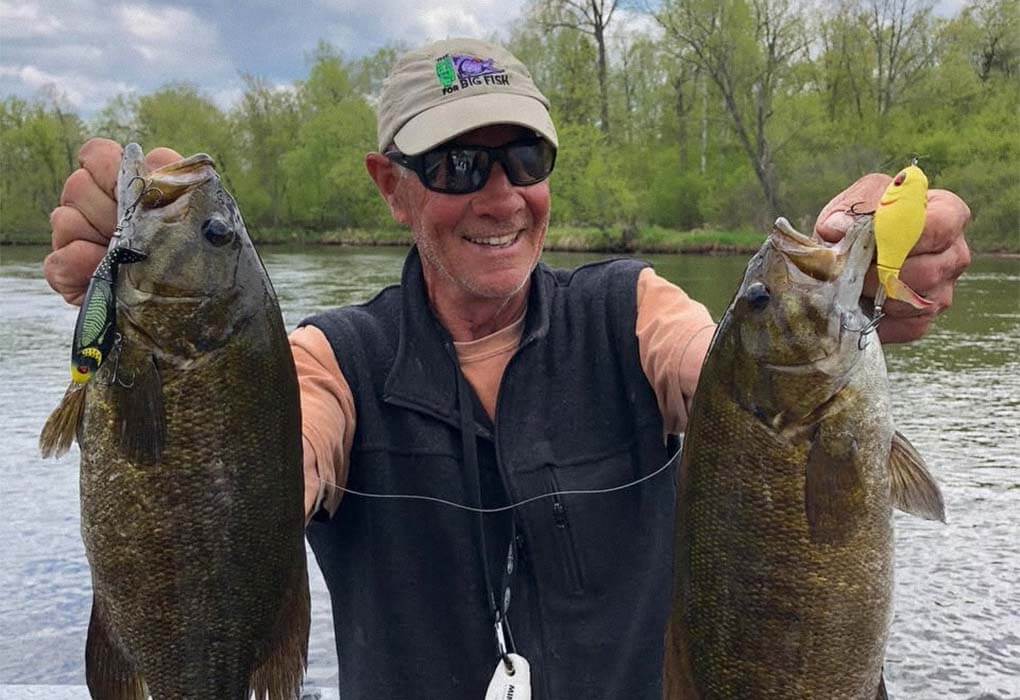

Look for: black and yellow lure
[70,245,147,384]
[40,244,146,459]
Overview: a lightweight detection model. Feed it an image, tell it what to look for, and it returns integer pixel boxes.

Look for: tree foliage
[2,4,1017,250]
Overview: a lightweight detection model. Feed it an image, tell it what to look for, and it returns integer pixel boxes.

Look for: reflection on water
[1,245,1017,698]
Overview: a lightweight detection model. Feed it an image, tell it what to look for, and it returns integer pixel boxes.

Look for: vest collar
[383,247,552,428]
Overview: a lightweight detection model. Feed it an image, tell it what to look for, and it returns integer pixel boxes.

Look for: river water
[1,244,1017,699]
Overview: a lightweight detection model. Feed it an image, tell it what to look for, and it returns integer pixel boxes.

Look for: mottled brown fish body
[664,216,941,699]
[46,145,309,699]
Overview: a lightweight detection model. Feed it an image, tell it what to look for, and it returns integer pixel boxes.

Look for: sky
[1,0,969,118]
[0,0,534,115]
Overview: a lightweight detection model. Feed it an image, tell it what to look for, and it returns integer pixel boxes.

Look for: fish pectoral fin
[85,595,147,700]
[882,274,934,310]
[889,431,946,522]
[804,430,864,545]
[39,383,86,458]
[116,354,166,465]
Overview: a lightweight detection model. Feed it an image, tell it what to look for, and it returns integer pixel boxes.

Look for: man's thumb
[814,173,892,242]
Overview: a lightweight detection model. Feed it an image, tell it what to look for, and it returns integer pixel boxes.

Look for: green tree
[232,75,301,227]
[1,96,85,240]
[281,44,387,229]
[657,0,810,219]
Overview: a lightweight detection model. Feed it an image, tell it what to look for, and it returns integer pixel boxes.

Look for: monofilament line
[316,448,681,514]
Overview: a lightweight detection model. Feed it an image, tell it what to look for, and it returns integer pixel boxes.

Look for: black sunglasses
[385,136,557,195]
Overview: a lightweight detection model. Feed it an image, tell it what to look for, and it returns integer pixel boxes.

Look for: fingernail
[823,211,854,233]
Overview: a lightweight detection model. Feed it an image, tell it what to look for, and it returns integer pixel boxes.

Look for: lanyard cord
[455,363,516,661]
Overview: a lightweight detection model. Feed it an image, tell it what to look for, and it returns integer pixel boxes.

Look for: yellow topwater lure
[872,163,936,316]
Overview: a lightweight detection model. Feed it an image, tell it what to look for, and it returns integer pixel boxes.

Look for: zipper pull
[552,498,568,527]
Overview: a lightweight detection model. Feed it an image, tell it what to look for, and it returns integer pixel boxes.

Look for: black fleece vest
[302,248,675,699]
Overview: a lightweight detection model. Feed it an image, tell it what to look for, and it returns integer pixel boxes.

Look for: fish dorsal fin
[141,153,217,208]
[117,143,147,221]
[889,431,946,522]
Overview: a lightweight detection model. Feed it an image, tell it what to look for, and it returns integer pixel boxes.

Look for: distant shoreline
[3,227,1017,255]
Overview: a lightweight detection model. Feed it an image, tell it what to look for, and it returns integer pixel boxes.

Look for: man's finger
[898,236,971,293]
[877,281,955,344]
[78,139,183,202]
[60,168,118,235]
[51,205,107,250]
[814,173,892,242]
[145,147,183,172]
[43,239,106,306]
[909,189,973,255]
[77,138,124,200]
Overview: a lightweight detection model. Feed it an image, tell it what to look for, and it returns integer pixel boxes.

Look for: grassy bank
[2,225,767,254]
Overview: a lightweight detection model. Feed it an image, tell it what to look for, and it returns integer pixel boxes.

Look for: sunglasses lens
[412,138,555,193]
[423,148,490,193]
[505,140,555,185]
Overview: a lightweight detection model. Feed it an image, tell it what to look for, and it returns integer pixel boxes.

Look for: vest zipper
[548,471,585,594]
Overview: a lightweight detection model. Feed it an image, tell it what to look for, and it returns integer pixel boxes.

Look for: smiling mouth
[464,231,520,248]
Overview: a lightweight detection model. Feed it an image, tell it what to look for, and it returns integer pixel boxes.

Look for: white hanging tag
[484,653,531,700]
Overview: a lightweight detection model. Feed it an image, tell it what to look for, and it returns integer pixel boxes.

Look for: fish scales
[664,215,943,699]
[42,144,309,699]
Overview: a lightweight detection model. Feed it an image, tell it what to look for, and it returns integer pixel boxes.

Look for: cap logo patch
[435,53,509,95]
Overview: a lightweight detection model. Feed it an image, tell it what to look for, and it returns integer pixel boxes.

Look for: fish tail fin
[889,431,946,522]
[85,595,148,700]
[39,384,86,458]
[249,564,310,700]
[876,669,889,699]
[881,271,935,310]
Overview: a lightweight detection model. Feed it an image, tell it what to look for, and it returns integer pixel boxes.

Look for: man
[46,38,970,699]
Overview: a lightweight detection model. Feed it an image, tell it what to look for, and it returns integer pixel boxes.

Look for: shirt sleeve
[289,324,356,519]
[635,267,717,434]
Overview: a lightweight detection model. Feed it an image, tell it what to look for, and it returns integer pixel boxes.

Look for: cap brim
[392,92,558,155]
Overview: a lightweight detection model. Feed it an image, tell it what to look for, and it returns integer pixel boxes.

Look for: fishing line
[315,447,682,514]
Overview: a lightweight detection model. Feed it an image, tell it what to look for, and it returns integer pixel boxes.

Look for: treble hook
[842,312,885,350]
[112,178,163,238]
[848,201,876,217]
[106,333,135,388]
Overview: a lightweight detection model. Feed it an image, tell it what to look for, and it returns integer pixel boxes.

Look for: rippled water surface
[1,245,1017,698]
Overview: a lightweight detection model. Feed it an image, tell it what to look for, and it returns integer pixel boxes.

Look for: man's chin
[461,271,532,301]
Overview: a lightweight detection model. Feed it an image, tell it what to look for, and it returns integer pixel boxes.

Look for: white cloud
[0,0,540,116]
[113,3,233,80]
[418,6,486,39]
[0,63,134,108]
[0,0,63,39]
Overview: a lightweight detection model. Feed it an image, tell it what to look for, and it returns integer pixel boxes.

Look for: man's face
[392,124,551,303]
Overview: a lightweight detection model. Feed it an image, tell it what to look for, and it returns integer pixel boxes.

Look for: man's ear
[366,153,410,226]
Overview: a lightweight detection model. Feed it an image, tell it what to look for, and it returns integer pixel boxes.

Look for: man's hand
[815,173,972,344]
[44,138,182,305]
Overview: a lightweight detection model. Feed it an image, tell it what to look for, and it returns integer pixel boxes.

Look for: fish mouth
[118,278,212,303]
[768,216,869,282]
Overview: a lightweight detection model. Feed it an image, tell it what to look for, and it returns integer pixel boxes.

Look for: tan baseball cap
[377,38,558,156]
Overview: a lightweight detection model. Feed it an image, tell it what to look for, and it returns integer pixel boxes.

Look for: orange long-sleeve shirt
[289,267,716,519]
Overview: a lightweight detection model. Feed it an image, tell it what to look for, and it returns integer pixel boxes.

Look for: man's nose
[470,163,524,219]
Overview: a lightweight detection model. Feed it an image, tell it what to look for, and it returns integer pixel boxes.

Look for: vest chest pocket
[529,441,669,597]
[548,468,586,595]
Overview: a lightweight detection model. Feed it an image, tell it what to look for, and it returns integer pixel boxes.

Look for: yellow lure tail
[873,164,933,310]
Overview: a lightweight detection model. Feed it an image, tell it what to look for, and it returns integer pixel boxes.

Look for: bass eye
[202,218,233,246]
[745,282,771,310]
